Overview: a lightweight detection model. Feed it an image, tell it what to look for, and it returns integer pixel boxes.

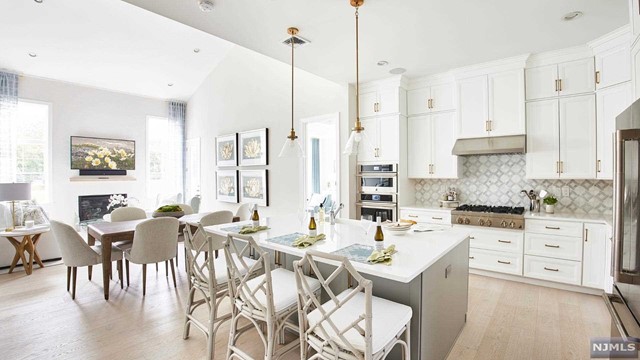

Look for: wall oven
[356,202,397,222]
[356,163,398,222]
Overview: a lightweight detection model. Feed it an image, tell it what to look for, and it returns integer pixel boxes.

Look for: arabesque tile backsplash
[414,154,613,214]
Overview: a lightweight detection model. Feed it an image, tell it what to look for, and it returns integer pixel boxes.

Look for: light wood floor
[0,248,611,360]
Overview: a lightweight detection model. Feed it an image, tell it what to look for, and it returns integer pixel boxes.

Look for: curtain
[311,138,320,194]
[0,72,18,183]
[168,101,186,201]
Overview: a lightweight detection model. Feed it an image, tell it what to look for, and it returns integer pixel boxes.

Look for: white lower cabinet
[523,255,582,286]
[583,223,608,289]
[400,208,451,225]
[469,248,523,276]
[524,233,583,261]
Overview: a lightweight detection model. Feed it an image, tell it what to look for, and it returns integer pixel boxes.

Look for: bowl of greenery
[152,205,184,218]
[543,195,558,214]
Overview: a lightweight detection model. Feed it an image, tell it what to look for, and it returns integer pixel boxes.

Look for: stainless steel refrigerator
[604,97,640,342]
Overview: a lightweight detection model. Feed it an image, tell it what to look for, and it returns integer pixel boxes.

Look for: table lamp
[0,183,32,231]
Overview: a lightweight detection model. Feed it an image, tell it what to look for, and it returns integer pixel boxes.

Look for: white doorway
[300,113,340,209]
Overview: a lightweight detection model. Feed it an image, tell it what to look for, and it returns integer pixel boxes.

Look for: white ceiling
[123,0,629,83]
[0,0,234,100]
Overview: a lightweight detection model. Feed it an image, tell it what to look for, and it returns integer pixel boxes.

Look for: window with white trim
[146,116,181,201]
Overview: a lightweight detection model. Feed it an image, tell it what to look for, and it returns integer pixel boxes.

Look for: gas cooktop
[452,204,525,229]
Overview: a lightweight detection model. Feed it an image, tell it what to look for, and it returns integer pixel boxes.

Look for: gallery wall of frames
[215,128,269,206]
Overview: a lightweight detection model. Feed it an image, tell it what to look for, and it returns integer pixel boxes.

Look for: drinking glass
[360,215,373,235]
[297,209,307,226]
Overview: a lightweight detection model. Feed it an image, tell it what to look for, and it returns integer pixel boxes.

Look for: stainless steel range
[451,204,525,230]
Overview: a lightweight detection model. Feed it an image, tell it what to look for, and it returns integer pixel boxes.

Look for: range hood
[451,135,526,156]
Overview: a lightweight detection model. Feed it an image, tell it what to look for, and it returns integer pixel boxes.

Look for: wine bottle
[374,216,384,250]
[251,204,260,227]
[308,210,317,237]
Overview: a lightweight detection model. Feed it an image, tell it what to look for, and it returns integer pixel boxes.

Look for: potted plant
[152,205,184,218]
[543,195,558,214]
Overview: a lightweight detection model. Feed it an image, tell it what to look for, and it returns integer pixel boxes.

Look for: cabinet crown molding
[526,45,594,68]
[452,53,530,79]
[359,75,408,91]
[588,25,631,53]
[407,72,455,90]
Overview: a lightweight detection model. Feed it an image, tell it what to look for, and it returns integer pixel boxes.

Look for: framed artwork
[70,136,135,170]
[216,170,238,203]
[215,133,237,167]
[239,128,268,166]
[239,170,269,206]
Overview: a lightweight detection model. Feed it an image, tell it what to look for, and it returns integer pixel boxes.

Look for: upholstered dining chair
[235,203,253,222]
[182,224,260,359]
[50,220,124,299]
[110,206,147,222]
[294,251,412,360]
[224,233,321,360]
[124,217,179,296]
[175,204,194,215]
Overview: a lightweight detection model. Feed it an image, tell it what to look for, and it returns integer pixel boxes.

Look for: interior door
[488,69,525,136]
[431,112,459,178]
[558,58,596,97]
[430,83,455,112]
[407,87,431,116]
[526,99,560,179]
[559,94,597,179]
[457,75,488,139]
[407,115,432,178]
[597,83,632,179]
[525,64,558,100]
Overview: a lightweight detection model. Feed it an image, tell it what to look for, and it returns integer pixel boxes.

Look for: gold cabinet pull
[431,164,434,174]
[545,226,560,230]
[489,120,492,131]
[469,256,475,259]
[498,240,512,244]
[432,217,443,220]
[595,71,601,85]
[545,244,560,248]
[560,161,564,173]
[407,215,418,218]
[485,120,489,132]
[556,161,560,174]
[497,260,511,265]
[544,267,559,272]
[597,160,601,173]
[558,79,562,92]
[555,79,559,92]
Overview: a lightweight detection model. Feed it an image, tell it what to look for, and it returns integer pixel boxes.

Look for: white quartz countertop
[400,205,453,213]
[525,211,612,227]
[204,215,470,283]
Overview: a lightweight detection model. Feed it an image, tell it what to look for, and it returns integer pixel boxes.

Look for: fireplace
[78,194,127,223]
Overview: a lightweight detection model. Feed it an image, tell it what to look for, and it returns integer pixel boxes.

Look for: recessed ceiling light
[562,11,583,21]
[377,60,389,66]
[199,0,214,12]
[28,53,37,58]
[389,68,406,75]
[193,48,200,53]
[168,83,174,87]
[34,0,43,3]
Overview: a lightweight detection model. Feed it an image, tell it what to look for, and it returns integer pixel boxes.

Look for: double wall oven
[356,164,398,222]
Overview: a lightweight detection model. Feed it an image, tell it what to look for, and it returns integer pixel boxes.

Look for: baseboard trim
[469,268,603,295]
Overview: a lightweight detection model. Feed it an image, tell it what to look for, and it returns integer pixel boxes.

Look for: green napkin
[367,244,397,266]
[292,234,326,248]
[239,225,270,234]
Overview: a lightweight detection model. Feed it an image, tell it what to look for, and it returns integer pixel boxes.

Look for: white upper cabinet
[377,87,400,116]
[558,58,596,97]
[559,94,597,179]
[525,58,595,100]
[525,64,558,100]
[356,117,379,163]
[632,0,640,40]
[596,83,632,179]
[376,115,400,162]
[488,69,526,137]
[596,45,631,90]
[407,112,459,179]
[407,82,454,116]
[359,83,404,119]
[526,99,560,179]
[632,39,640,101]
[457,75,489,139]
[359,90,379,118]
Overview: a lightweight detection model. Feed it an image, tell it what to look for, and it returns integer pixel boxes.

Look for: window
[0,100,51,203]
[146,116,182,201]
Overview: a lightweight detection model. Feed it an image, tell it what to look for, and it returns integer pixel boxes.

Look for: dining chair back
[175,204,194,215]
[235,203,253,222]
[110,207,147,222]
[199,210,234,227]
[129,217,179,264]
[294,250,411,360]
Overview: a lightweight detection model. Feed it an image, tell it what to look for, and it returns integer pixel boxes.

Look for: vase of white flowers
[107,194,128,212]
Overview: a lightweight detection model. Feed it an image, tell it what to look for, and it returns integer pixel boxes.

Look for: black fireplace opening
[78,194,127,223]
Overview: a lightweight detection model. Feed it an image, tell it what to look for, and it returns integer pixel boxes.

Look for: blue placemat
[331,244,375,264]
[221,225,248,233]
[265,232,306,247]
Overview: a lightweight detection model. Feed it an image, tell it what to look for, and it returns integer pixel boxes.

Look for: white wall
[1,76,167,266]
[186,46,349,217]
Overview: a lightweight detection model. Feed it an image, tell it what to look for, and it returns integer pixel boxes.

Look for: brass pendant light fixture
[344,0,367,155]
[279,27,304,158]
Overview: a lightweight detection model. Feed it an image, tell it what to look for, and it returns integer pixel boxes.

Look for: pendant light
[279,27,305,158]
[344,0,368,155]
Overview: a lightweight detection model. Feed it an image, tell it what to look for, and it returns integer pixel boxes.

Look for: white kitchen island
[205,216,470,360]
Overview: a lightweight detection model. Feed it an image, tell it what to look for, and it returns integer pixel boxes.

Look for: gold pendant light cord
[288,28,298,140]
[353,4,364,132]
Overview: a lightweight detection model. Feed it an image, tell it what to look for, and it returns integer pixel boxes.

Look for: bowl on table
[383,221,413,236]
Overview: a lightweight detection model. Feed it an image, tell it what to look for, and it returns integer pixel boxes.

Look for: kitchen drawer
[469,248,523,276]
[525,219,583,237]
[524,255,582,285]
[524,233,582,261]
[468,228,524,254]
[400,209,451,225]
